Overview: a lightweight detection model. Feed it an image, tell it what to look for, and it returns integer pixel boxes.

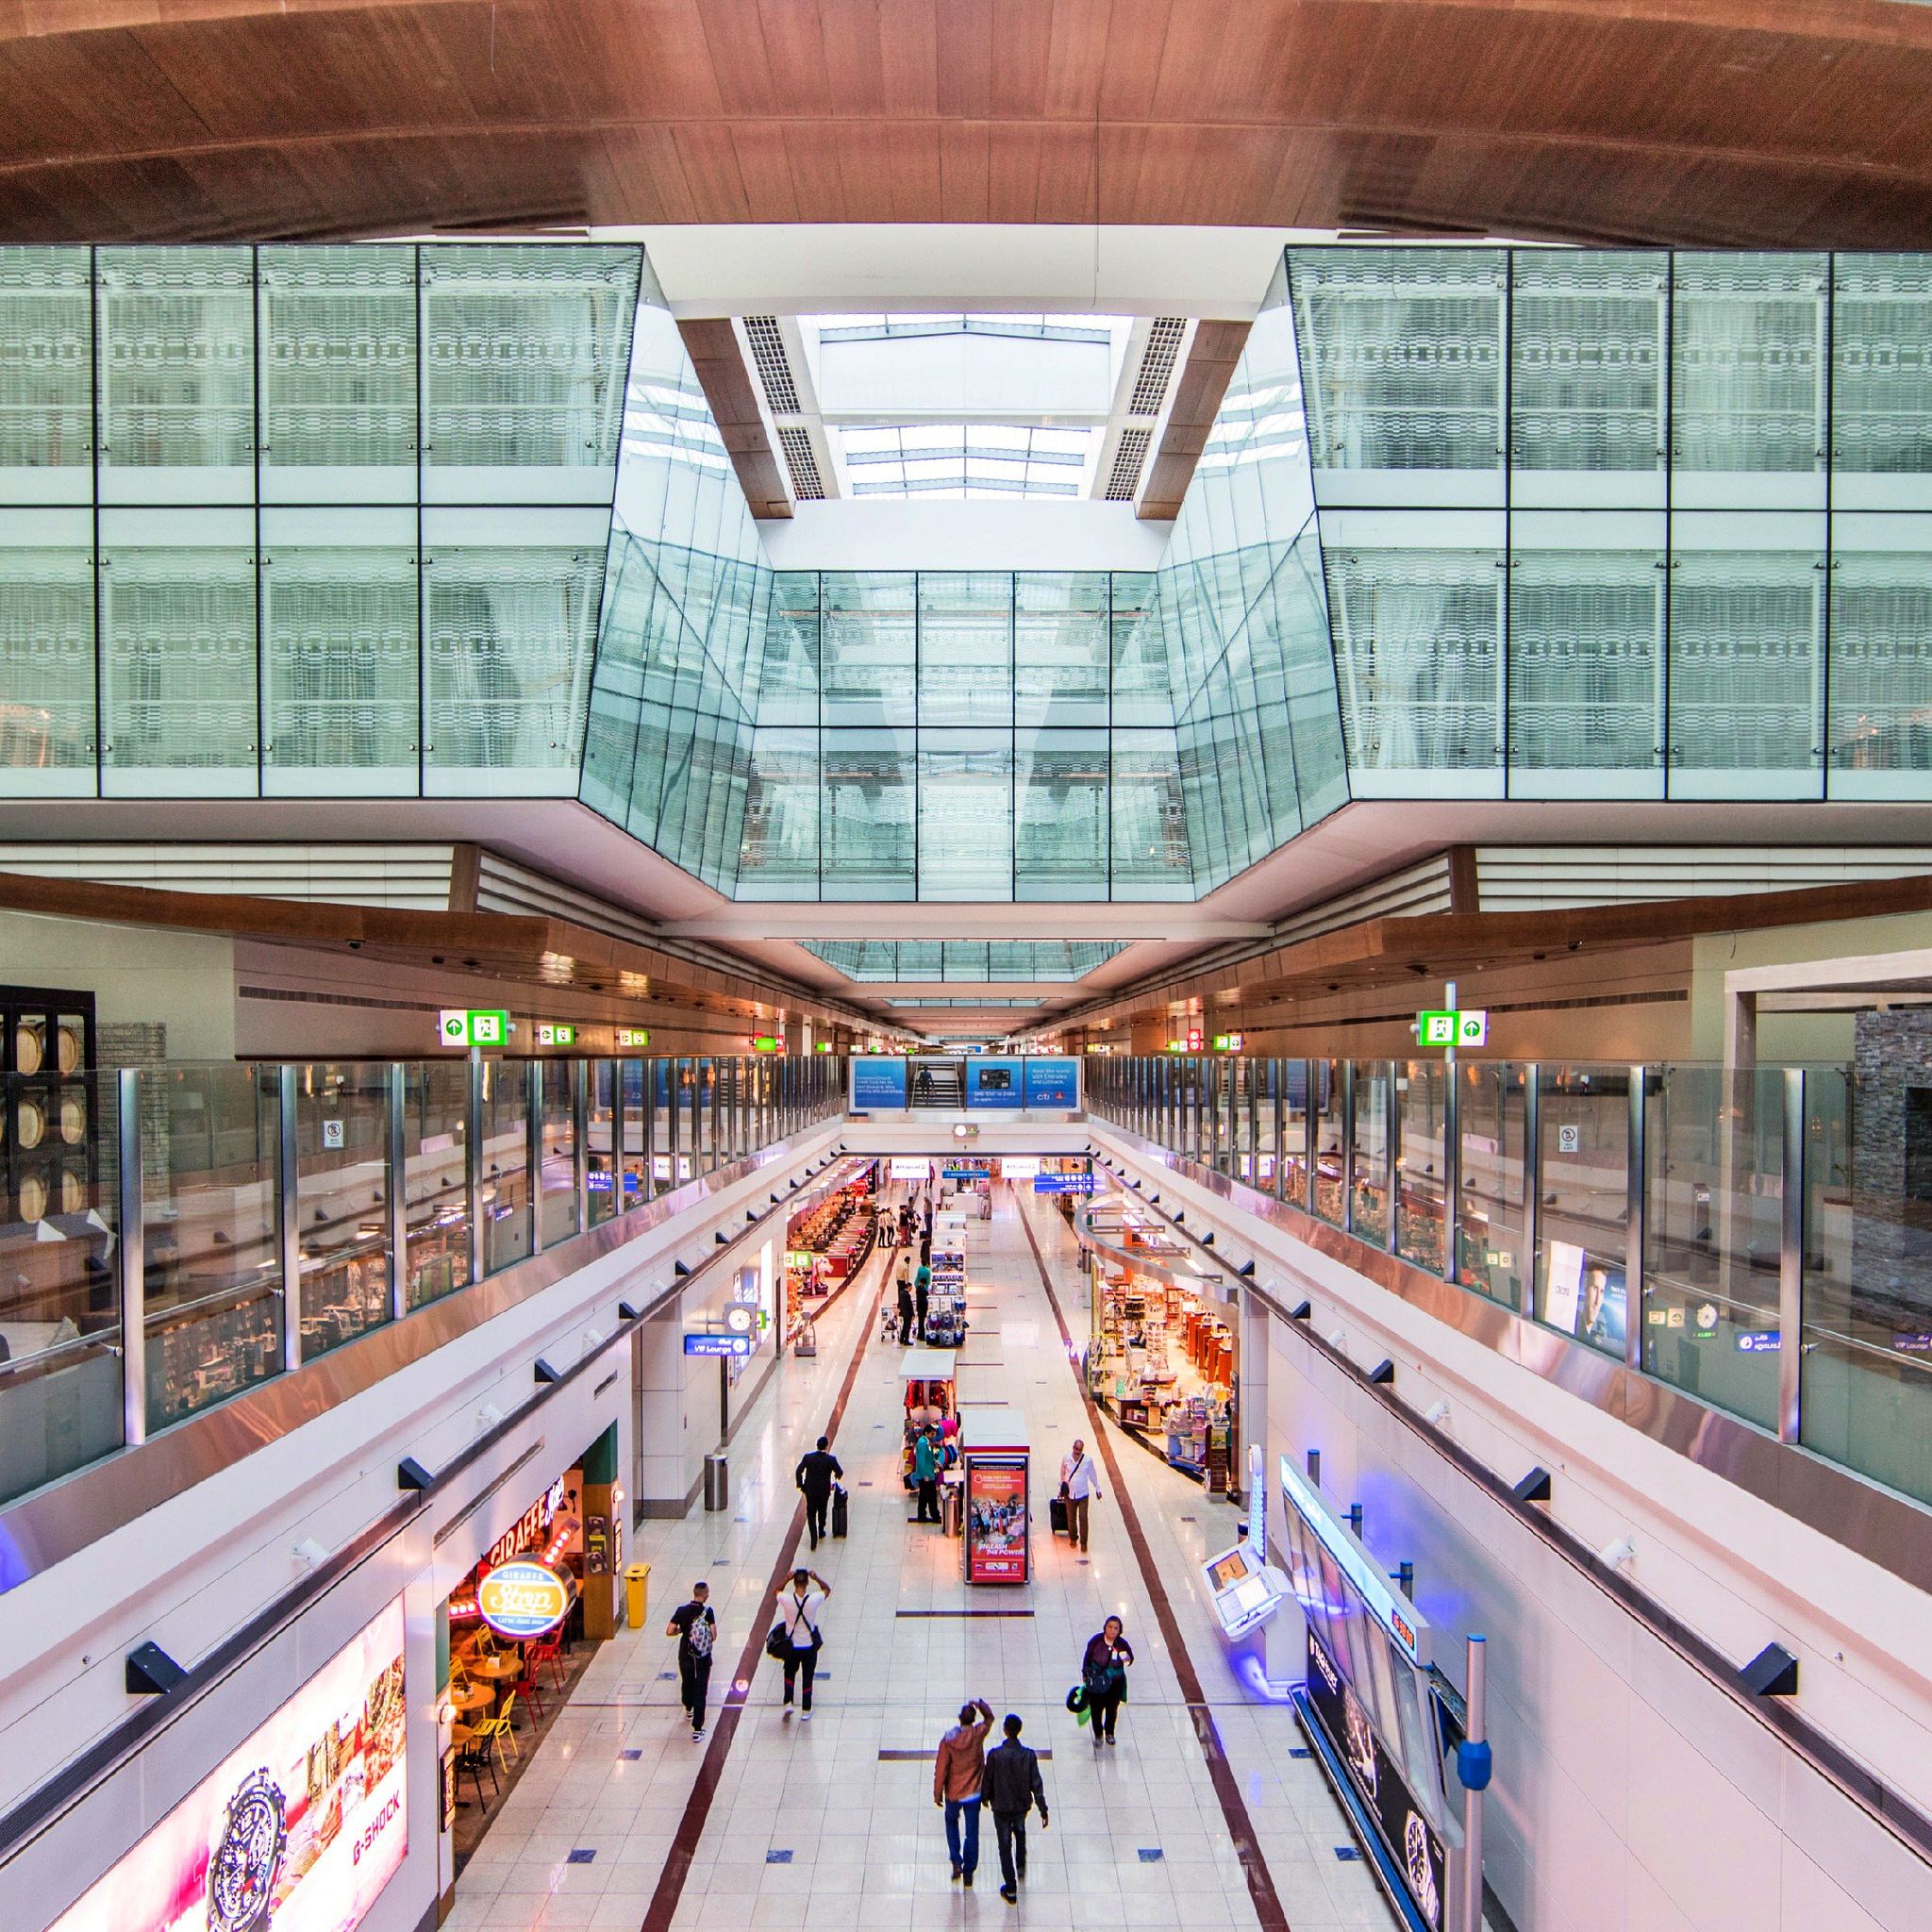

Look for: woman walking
[1081,1616,1135,1747]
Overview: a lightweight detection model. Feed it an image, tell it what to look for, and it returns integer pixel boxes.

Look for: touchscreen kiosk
[1199,1540,1284,1639]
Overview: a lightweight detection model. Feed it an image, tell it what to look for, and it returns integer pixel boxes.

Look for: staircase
[908,1058,964,1108]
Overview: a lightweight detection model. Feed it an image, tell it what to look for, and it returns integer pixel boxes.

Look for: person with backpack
[776,1566,829,1720]
[932,1696,995,1888]
[795,1435,843,1552]
[984,1712,1049,1902]
[1080,1616,1135,1747]
[1059,1439,1102,1553]
[665,1579,716,1740]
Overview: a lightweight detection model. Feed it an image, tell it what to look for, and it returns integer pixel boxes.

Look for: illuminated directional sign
[1417,1008,1488,1049]
[438,1008,509,1048]
[617,1028,651,1048]
[535,1023,576,1047]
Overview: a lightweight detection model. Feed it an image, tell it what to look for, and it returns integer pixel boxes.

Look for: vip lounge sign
[476,1557,574,1640]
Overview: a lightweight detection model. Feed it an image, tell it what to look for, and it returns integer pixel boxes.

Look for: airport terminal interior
[5,5,1932,1931]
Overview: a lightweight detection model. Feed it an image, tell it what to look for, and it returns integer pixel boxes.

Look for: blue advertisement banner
[850,1056,908,1109]
[964,1058,1024,1108]
[1033,1174,1096,1195]
[1022,1058,1080,1108]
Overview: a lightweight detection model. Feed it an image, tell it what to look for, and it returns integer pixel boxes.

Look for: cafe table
[449,1682,494,1721]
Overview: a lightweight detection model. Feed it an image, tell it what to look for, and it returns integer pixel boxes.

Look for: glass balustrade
[1084,1051,1931,1508]
[0,1053,843,1508]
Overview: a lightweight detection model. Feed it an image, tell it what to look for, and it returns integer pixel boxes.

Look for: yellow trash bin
[625,1563,649,1630]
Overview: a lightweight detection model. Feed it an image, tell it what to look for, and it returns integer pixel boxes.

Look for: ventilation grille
[742,315,801,414]
[1474,846,1932,913]
[0,843,456,908]
[1128,317,1187,416]
[777,425,826,500]
[1270,856,1457,946]
[1104,425,1154,501]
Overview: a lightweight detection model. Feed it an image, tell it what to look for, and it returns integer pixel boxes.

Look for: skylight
[840,423,1098,498]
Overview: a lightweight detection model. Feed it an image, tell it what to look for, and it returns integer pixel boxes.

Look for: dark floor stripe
[639,1252,891,1932]
[894,1607,1035,1619]
[1017,1201,1292,1932]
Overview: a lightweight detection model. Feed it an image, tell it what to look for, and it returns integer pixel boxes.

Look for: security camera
[1422,1399,1451,1428]
[292,1538,329,1570]
[1598,1535,1636,1572]
[476,1402,506,1431]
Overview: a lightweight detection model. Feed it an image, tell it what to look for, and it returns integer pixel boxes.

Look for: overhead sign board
[1033,1173,1096,1196]
[439,1008,509,1048]
[889,1157,931,1180]
[1417,1007,1488,1048]
[535,1023,576,1046]
[477,1558,574,1641]
[684,1332,753,1357]
[616,1027,651,1048]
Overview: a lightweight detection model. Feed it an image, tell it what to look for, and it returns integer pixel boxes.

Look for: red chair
[527,1637,565,1690]
[514,1659,547,1722]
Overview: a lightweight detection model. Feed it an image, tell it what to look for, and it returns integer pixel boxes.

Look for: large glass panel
[0,535,95,789]
[619,1058,650,1207]
[479,1059,531,1274]
[1016,574,1108,724]
[295,1062,391,1361]
[918,733,1012,899]
[1826,520,1932,794]
[537,1059,578,1247]
[821,572,915,725]
[422,243,634,473]
[1324,537,1503,792]
[1831,255,1932,492]
[402,1059,470,1309]
[423,541,604,786]
[1350,1064,1391,1245]
[1672,254,1827,482]
[1800,1063,1932,1507]
[1280,1059,1313,1207]
[741,726,819,897]
[918,572,1012,724]
[1281,519,1350,824]
[1312,1058,1346,1228]
[258,245,417,480]
[1641,1065,1781,1430]
[0,247,92,483]
[0,1070,122,1505]
[261,540,420,788]
[1015,728,1108,900]
[1457,1062,1525,1307]
[1108,573,1175,726]
[1508,251,1666,481]
[1668,525,1824,794]
[758,574,822,725]
[100,536,258,789]
[145,1064,281,1430]
[1534,1067,1631,1358]
[97,248,256,487]
[821,728,915,898]
[586,1060,618,1226]
[1290,245,1505,485]
[1396,1060,1447,1273]
[1507,533,1663,791]
[1108,727,1191,899]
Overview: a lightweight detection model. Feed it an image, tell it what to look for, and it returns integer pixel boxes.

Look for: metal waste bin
[703,1452,729,1512]
[625,1563,649,1629]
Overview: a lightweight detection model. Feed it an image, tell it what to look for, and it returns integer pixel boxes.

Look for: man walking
[795,1435,842,1551]
[664,1580,716,1740]
[984,1713,1049,1902]
[933,1696,995,1888]
[1060,1438,1102,1553]
[912,1425,941,1524]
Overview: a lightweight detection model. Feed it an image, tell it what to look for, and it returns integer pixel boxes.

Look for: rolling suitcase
[831,1485,849,1540]
[1049,1493,1070,1538]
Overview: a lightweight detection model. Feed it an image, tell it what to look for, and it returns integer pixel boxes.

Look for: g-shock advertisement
[1304,1628,1448,1930]
[49,1600,408,1932]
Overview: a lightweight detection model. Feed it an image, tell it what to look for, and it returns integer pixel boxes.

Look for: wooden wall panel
[676,317,792,519]
[2,1,1932,245]
[1139,320,1250,521]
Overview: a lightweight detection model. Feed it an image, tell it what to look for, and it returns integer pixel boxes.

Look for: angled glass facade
[799,941,1125,980]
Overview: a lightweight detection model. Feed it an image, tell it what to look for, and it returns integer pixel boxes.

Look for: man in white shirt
[779,1566,829,1719]
[1059,1440,1102,1553]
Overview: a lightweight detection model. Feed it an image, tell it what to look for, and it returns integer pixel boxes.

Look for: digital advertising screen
[964,1058,1024,1109]
[1022,1058,1080,1108]
[850,1057,908,1110]
[963,1456,1029,1583]
[50,1599,408,1932]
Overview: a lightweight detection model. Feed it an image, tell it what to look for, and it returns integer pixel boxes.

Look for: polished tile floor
[444,1187,1400,1931]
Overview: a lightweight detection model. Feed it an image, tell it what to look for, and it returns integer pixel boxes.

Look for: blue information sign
[1022,1058,1080,1108]
[684,1333,754,1357]
[1033,1173,1096,1195]
[850,1056,908,1109]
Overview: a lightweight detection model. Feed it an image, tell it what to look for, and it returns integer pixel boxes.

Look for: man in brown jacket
[933,1695,995,1888]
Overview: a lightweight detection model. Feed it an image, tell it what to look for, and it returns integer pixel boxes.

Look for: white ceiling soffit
[756,495,1172,568]
[1095,313,1190,504]
[740,313,838,502]
[632,225,1294,319]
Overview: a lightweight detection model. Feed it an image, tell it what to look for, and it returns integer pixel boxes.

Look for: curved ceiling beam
[2,0,1931,245]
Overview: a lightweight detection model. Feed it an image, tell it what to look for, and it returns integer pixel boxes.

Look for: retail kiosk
[957,1404,1030,1584]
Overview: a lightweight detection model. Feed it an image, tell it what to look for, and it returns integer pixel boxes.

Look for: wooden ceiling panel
[3,0,1932,246]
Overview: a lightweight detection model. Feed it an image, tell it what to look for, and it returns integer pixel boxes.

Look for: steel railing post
[277,1063,302,1372]
[1779,1068,1806,1444]
[1626,1065,1646,1371]
[1443,1057,1462,1285]
[573,1058,589,1234]
[387,1061,408,1320]
[116,1066,147,1448]
[1521,1064,1541,1319]
[465,1048,485,1284]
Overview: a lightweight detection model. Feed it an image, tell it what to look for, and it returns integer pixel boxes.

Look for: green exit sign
[1418,1008,1489,1048]
[438,1008,509,1048]
[752,1036,782,1052]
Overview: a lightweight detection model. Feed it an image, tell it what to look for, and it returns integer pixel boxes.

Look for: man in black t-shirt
[795,1436,843,1549]
[665,1580,717,1740]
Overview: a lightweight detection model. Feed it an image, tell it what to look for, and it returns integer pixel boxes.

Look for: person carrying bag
[765,1566,829,1720]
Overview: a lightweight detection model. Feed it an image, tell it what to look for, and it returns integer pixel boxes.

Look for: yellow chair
[494,1690,522,1757]
[471,1711,515,1774]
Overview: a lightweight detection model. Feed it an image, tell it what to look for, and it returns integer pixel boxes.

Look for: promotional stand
[958,1405,1029,1584]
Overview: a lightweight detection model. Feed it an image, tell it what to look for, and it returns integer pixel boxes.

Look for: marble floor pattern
[443,1182,1404,1932]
